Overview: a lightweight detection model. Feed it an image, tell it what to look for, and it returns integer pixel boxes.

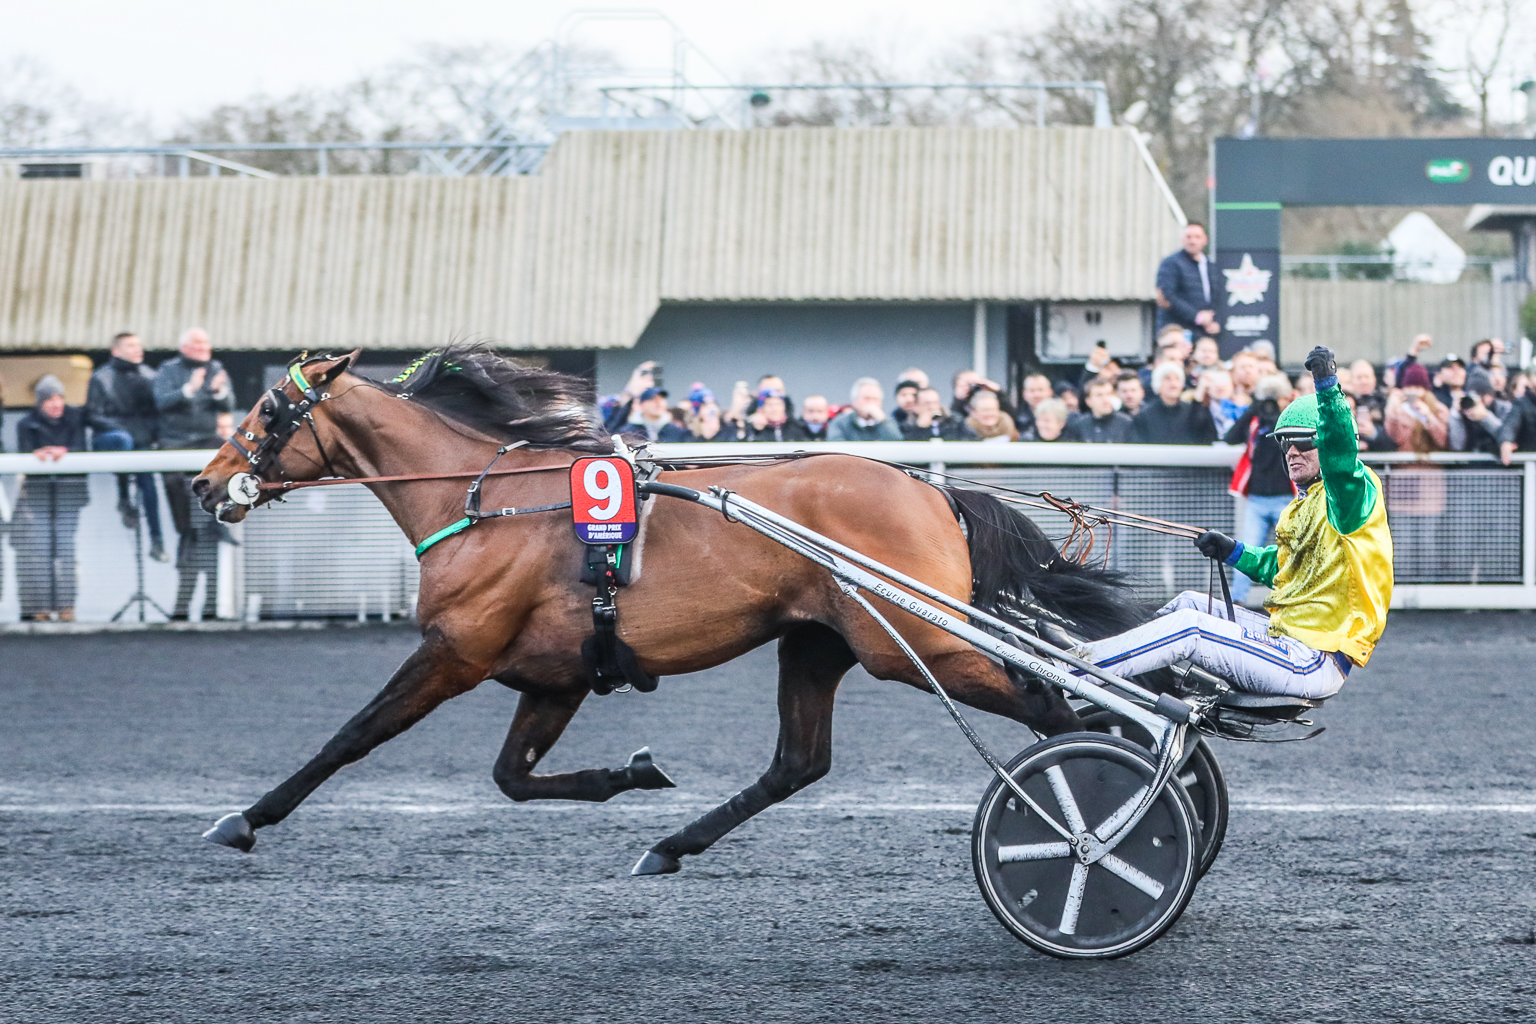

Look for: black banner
[1215,137,1536,206]
[1215,249,1279,358]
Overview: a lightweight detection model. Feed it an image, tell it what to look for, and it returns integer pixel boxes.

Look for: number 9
[583,460,623,521]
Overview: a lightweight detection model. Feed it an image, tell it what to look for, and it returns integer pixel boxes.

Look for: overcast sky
[9,1,1022,130]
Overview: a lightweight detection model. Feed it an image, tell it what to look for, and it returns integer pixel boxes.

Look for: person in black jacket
[744,390,813,442]
[1224,373,1294,605]
[901,388,977,440]
[1155,222,1219,336]
[88,332,167,561]
[13,375,131,621]
[614,387,692,443]
[1498,388,1536,466]
[1133,363,1218,445]
[1065,379,1135,442]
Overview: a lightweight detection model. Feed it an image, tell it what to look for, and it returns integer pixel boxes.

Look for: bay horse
[192,347,1146,874]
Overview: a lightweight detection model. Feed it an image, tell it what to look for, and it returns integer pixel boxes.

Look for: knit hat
[32,374,65,405]
[1465,367,1494,397]
[1398,362,1432,390]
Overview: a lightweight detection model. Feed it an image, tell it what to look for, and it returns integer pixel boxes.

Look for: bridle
[217,355,581,556]
[223,354,347,505]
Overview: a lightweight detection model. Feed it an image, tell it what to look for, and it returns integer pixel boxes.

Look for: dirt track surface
[3,612,1536,1023]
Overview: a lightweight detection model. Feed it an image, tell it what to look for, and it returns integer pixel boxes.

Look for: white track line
[1,801,1534,814]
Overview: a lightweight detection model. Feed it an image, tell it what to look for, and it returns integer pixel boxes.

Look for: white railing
[1,444,1532,620]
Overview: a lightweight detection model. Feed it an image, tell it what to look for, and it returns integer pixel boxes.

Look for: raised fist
[1304,346,1336,382]
[1195,531,1236,562]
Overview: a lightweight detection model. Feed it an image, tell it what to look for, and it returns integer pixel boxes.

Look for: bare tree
[0,56,143,148]
[1444,0,1524,134]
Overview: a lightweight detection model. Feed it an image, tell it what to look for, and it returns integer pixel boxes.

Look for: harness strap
[416,518,472,558]
[414,500,574,560]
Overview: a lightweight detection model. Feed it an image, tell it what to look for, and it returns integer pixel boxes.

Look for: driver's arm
[1315,378,1377,535]
[1230,543,1278,588]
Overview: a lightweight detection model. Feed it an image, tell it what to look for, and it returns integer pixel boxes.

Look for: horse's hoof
[631,850,681,876]
[203,812,256,852]
[626,746,676,790]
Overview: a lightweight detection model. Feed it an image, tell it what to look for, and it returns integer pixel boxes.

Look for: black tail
[945,486,1149,640]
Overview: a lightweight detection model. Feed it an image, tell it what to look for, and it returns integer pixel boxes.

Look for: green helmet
[1273,393,1320,438]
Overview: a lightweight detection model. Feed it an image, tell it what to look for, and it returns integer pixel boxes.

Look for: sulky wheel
[1079,709,1229,878]
[971,733,1200,960]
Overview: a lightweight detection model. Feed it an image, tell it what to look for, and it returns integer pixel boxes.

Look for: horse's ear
[315,349,362,385]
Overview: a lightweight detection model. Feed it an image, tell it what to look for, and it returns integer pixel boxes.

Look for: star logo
[1222,254,1272,306]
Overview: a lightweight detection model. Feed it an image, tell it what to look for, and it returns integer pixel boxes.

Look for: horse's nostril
[192,478,210,498]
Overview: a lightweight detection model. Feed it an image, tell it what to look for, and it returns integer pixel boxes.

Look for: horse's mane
[365,344,611,452]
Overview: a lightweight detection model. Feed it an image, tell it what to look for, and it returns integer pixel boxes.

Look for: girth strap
[581,543,658,696]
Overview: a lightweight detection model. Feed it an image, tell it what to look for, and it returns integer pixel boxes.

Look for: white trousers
[1074,591,1347,699]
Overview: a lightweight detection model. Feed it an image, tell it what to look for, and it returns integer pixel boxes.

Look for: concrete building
[0,126,1183,408]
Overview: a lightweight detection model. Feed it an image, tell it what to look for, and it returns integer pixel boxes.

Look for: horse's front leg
[202,627,485,851]
[491,690,676,802]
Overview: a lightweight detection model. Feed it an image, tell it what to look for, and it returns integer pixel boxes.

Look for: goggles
[1274,433,1317,453]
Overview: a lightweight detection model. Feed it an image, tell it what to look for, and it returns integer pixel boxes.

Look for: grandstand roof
[0,127,1183,351]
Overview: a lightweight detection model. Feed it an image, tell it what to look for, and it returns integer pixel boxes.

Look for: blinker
[228,473,262,506]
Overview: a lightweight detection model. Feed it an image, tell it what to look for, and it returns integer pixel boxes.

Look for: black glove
[1304,345,1337,382]
[1195,531,1236,562]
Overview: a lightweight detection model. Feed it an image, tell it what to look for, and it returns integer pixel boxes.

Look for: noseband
[226,356,341,499]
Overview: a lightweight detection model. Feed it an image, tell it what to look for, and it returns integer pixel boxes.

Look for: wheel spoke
[1092,785,1149,841]
[997,841,1073,863]
[1045,765,1088,833]
[1059,861,1088,935]
[1099,853,1166,900]
[1179,771,1198,788]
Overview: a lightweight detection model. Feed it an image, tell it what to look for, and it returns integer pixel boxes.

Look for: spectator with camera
[601,361,662,433]
[619,387,692,443]
[1449,369,1508,457]
[902,388,976,440]
[892,379,923,427]
[744,388,813,442]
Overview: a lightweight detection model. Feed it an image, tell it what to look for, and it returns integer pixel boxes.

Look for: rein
[638,448,1237,616]
[254,463,569,493]
[222,358,579,558]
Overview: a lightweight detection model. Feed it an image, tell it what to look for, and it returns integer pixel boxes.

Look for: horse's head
[193,350,360,523]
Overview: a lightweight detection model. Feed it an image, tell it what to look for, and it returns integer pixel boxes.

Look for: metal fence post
[1525,460,1535,589]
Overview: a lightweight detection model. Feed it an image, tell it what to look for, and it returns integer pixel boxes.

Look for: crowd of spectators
[600,330,1536,465]
[3,328,236,621]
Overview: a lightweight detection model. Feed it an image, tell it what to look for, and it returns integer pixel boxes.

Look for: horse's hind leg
[491,691,676,802]
[633,623,857,876]
[202,628,483,852]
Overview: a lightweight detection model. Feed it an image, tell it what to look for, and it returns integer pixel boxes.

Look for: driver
[1070,346,1393,699]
